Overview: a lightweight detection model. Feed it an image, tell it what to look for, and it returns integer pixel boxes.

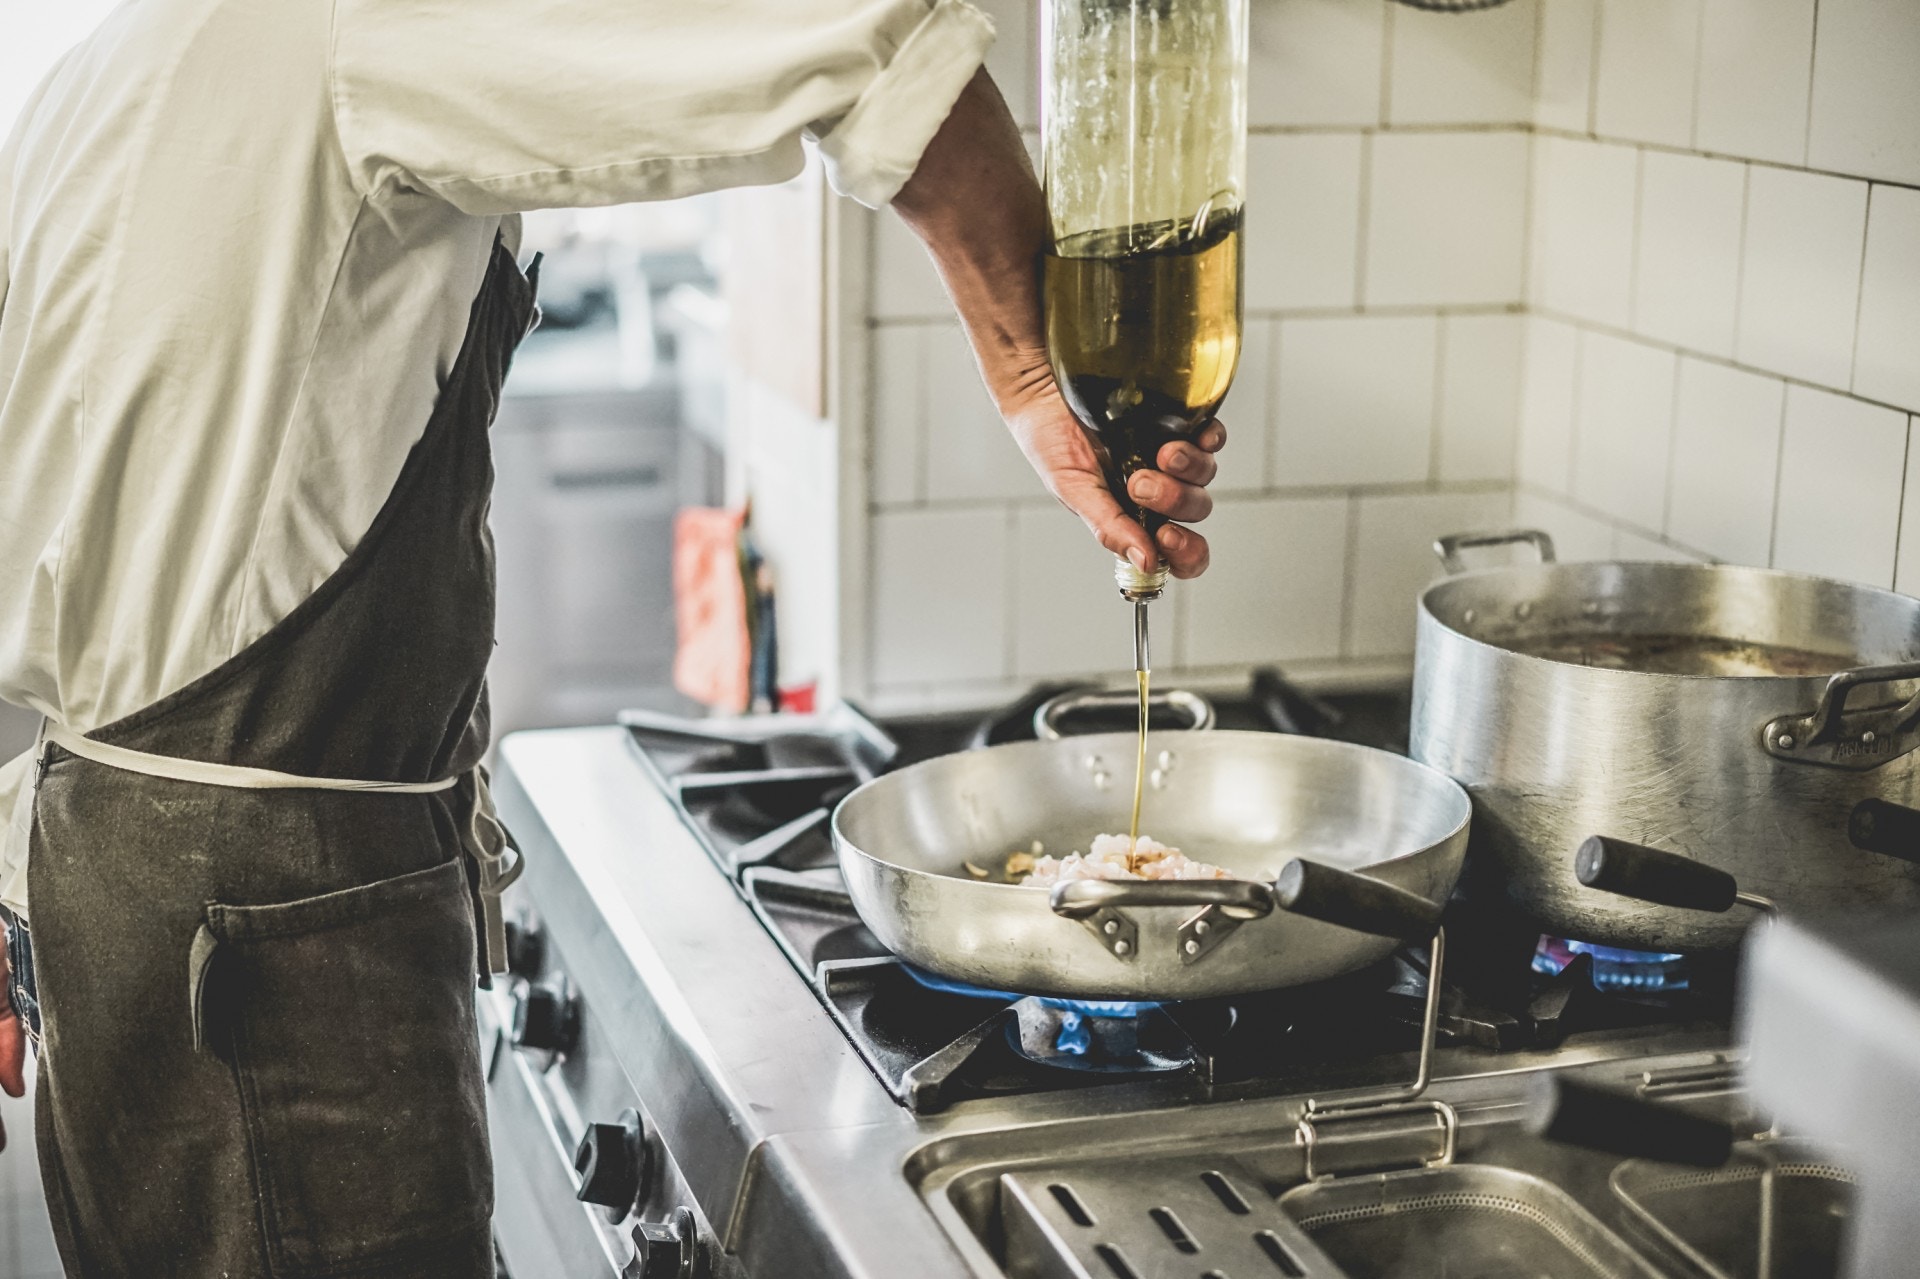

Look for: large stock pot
[1412,530,1920,950]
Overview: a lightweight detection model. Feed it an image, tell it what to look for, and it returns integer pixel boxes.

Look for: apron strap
[37,719,517,980]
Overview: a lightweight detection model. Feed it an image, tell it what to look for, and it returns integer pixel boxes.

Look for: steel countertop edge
[493,725,1734,1279]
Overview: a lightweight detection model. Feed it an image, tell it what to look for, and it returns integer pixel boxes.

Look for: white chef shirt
[0,0,994,915]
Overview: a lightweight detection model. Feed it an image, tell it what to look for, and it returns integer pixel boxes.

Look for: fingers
[0,1011,20,1098]
[1128,470,1213,524]
[1157,439,1218,487]
[1157,522,1210,579]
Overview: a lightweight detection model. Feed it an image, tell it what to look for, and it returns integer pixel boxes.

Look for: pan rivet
[1583,601,1600,616]
[1103,920,1119,935]
[1517,601,1533,619]
[1149,769,1167,788]
[1184,939,1200,955]
[1194,919,1210,935]
[1157,750,1174,769]
[1777,734,1797,750]
[1863,730,1878,745]
[1462,609,1476,625]
[1113,940,1131,956]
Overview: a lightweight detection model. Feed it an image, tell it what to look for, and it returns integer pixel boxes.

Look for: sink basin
[1278,1164,1665,1279]
[1611,1142,1854,1279]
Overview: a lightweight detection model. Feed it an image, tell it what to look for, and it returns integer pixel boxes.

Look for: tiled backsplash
[841,0,1920,707]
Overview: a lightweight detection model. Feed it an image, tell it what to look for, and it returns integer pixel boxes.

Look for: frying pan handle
[1433,528,1557,575]
[1049,877,1276,921]
[1524,1074,1733,1168]
[1272,859,1442,944]
[1851,799,1920,864]
[1575,836,1741,913]
[1033,688,1216,741]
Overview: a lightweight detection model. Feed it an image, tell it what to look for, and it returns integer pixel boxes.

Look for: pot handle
[1033,688,1216,741]
[1574,836,1778,915]
[1273,859,1443,944]
[1524,1075,1733,1168]
[1763,661,1920,770]
[1433,528,1557,575]
[1049,877,1276,922]
[1849,799,1920,864]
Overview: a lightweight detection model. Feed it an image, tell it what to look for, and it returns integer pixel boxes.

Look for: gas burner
[1533,936,1691,993]
[896,965,1189,1074]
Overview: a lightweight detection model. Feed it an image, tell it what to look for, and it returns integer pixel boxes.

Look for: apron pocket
[203,856,490,1276]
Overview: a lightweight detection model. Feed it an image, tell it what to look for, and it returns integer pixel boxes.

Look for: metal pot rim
[1418,559,1918,684]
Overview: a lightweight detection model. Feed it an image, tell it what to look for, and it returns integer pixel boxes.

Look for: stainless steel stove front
[486,726,1745,1279]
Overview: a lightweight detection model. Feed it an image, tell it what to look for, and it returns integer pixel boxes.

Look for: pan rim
[829,728,1473,896]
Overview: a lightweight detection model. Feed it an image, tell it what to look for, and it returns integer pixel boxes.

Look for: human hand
[1002,375,1225,580]
[0,923,24,1154]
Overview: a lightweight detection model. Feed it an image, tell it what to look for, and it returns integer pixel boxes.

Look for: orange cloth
[672,507,751,713]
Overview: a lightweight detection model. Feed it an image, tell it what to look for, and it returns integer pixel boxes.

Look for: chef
[0,0,1225,1273]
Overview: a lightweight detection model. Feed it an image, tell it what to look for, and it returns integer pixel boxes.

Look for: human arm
[0,927,23,1153]
[889,70,1220,577]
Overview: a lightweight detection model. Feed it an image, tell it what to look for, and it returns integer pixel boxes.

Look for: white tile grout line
[1848,183,1876,397]
[1803,0,1824,170]
[1531,305,1920,421]
[1627,146,1647,333]
[1354,132,1374,309]
[1427,315,1449,484]
[1731,160,1753,361]
[1512,481,1714,563]
[1687,0,1709,153]
[1584,0,1604,137]
[1890,416,1914,591]
[1766,377,1791,569]
[1338,494,1361,660]
[1530,124,1920,196]
[1659,344,1685,540]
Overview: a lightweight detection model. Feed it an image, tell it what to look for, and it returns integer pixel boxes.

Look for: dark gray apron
[12,234,536,1278]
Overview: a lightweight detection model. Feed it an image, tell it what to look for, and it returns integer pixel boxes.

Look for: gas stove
[480,673,1761,1279]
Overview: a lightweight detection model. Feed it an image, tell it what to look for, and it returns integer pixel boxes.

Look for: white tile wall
[1592,0,1702,148]
[1245,133,1362,311]
[1854,184,1920,413]
[1695,0,1815,166]
[1349,488,1514,658]
[1634,152,1745,358]
[869,325,924,505]
[1179,495,1350,666]
[850,0,1920,700]
[1533,0,1597,133]
[1385,0,1537,127]
[1511,490,1619,561]
[1808,0,1920,188]
[1516,317,1578,492]
[1273,315,1437,488]
[1897,419,1920,595]
[1248,0,1384,129]
[1735,166,1868,390]
[1364,132,1528,308]
[1532,136,1638,327]
[1010,504,1142,678]
[870,507,1011,687]
[1772,385,1907,587]
[1220,317,1276,494]
[1571,332,1676,533]
[1665,358,1785,566]
[1436,314,1523,483]
[975,0,1038,129]
[921,324,1044,502]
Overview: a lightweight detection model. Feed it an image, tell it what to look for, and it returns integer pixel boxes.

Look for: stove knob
[574,1108,649,1220]
[502,918,546,979]
[623,1206,700,1279]
[510,978,579,1057]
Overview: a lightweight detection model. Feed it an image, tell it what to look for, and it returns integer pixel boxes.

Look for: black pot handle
[1850,799,1920,864]
[1575,836,1741,913]
[1273,859,1443,944]
[1524,1074,1733,1168]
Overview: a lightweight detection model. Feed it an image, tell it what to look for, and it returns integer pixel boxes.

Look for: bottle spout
[1114,554,1169,603]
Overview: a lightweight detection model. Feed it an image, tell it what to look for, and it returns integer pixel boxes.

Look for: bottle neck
[1114,554,1169,602]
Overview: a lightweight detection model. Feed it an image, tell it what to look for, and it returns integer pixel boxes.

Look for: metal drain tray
[1611,1142,1855,1279]
[1001,1159,1333,1279]
[1277,1164,1664,1279]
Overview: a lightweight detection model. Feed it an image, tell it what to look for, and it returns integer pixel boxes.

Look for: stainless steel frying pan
[831,730,1473,1000]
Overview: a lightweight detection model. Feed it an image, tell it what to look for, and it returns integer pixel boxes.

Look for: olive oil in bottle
[1044,206,1244,529]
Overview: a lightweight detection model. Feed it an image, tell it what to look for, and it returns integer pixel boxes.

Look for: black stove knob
[623,1206,700,1279]
[575,1109,649,1220]
[510,978,579,1057]
[502,918,546,979]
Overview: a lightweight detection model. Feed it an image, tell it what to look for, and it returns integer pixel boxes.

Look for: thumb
[0,1010,22,1100]
[1053,471,1156,573]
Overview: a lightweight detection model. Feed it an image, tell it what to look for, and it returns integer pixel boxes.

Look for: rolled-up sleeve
[330,0,995,215]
